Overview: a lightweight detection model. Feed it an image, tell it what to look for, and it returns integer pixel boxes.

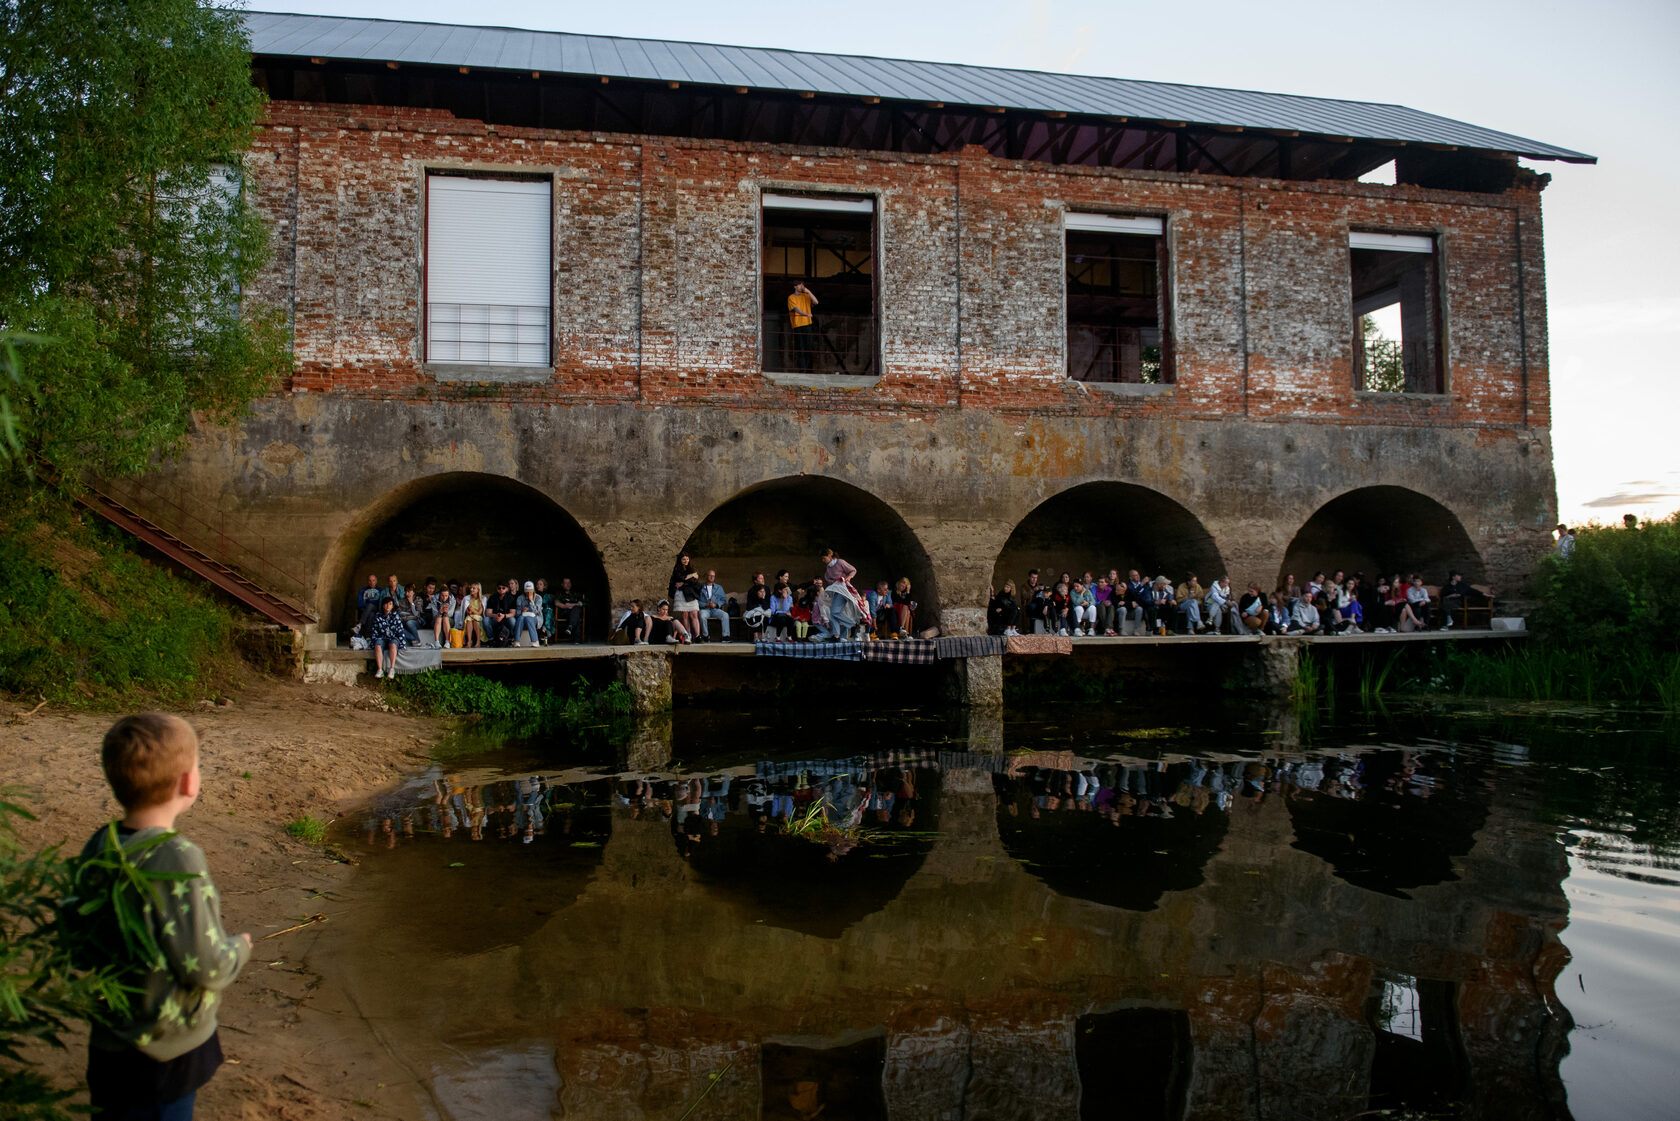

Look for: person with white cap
[513,580,544,647]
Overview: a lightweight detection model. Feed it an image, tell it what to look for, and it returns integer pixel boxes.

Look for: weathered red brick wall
[249,100,1549,432]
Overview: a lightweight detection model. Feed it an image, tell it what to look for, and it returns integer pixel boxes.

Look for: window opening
[1350,231,1441,393]
[1359,159,1397,185]
[761,193,876,377]
[1066,213,1174,384]
[425,174,551,366]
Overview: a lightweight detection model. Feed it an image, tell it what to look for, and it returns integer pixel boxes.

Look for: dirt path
[3,677,444,1120]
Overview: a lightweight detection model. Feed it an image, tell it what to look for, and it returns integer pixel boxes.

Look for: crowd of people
[347,551,1489,672]
[348,547,923,668]
[986,566,1488,638]
[350,572,592,677]
[622,548,920,646]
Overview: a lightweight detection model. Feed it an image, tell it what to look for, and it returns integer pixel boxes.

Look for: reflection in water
[1287,749,1489,896]
[994,761,1230,910]
[319,705,1680,1120]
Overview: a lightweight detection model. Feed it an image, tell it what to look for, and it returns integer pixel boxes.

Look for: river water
[321,700,1680,1120]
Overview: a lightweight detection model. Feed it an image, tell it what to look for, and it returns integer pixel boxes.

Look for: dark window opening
[761,1036,887,1120]
[1075,1008,1192,1120]
[1366,975,1468,1116]
[1351,233,1441,393]
[761,196,876,377]
[1067,221,1174,384]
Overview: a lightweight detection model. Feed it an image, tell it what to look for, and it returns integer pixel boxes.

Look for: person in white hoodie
[1205,577,1236,634]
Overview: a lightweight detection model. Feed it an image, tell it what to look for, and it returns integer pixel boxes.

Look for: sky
[253,0,1680,527]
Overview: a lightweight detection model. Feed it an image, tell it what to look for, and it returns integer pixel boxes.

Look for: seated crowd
[351,572,592,676]
[615,550,921,646]
[347,547,923,670]
[986,566,1489,638]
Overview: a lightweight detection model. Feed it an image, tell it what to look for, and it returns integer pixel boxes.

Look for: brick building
[124,12,1593,635]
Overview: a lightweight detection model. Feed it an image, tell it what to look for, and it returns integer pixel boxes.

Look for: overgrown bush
[1386,516,1680,708]
[1530,514,1680,654]
[0,795,135,1120]
[0,508,241,705]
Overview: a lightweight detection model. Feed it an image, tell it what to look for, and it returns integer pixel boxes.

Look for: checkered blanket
[934,635,1006,660]
[858,639,938,665]
[754,640,863,661]
[1005,634,1073,656]
[392,642,444,674]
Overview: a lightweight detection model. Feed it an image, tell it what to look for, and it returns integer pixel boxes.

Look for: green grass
[384,671,633,726]
[0,503,242,705]
[284,816,328,845]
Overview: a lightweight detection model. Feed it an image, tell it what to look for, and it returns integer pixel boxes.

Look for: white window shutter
[427,176,551,365]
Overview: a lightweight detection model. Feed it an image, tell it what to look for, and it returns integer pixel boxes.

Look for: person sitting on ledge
[1405,574,1433,629]
[1264,591,1291,635]
[369,597,408,679]
[513,581,543,647]
[1207,576,1236,635]
[769,574,796,641]
[1292,593,1324,636]
[618,599,649,644]
[697,569,731,642]
[1125,570,1151,633]
[1069,579,1096,636]
[988,581,1020,637]
[893,577,917,637]
[553,578,586,644]
[1049,581,1071,636]
[1149,576,1177,636]
[353,573,383,638]
[648,600,691,645]
[867,581,895,638]
[1092,574,1116,636]
[486,580,517,647]
[1236,584,1263,635]
[396,586,424,645]
[1176,573,1206,634]
[743,572,770,640]
[1024,582,1050,634]
[1440,570,1483,628]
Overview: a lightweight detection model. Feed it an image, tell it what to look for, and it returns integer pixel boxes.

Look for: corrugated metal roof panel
[242,12,1594,162]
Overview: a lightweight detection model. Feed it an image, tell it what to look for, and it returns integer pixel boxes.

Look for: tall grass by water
[1369,515,1680,709]
[385,671,633,728]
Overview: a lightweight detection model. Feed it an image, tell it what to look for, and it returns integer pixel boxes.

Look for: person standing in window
[788,282,818,372]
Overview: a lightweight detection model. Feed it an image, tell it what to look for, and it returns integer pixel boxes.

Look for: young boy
[77,713,251,1120]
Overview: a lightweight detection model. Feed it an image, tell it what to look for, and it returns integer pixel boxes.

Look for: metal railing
[427,302,550,366]
[93,475,317,620]
[762,312,878,377]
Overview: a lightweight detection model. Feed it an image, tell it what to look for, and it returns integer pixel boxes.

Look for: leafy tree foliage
[0,796,140,1121]
[0,0,289,481]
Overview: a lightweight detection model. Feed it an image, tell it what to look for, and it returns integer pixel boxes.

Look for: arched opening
[320,471,608,636]
[991,482,1225,590]
[1279,486,1484,589]
[680,475,938,626]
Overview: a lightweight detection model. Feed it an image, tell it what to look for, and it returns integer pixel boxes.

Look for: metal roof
[243,12,1595,164]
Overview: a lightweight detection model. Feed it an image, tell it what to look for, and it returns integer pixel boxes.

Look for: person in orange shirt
[787,282,818,371]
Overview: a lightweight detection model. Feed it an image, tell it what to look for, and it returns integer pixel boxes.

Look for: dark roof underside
[243,12,1593,165]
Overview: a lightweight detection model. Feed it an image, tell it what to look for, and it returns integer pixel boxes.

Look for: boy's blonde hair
[101,713,198,810]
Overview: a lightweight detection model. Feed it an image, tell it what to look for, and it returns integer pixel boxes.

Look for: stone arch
[319,471,609,635]
[990,482,1226,590]
[679,474,940,623]
[1279,486,1485,589]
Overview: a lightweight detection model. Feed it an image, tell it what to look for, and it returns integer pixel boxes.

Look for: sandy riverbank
[3,677,445,1120]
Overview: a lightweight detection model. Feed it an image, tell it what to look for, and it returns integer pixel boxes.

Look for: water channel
[320,699,1680,1120]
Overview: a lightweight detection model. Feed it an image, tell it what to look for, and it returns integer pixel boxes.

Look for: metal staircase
[74,484,318,630]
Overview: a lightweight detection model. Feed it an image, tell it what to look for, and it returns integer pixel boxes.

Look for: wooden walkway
[309,627,1521,668]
